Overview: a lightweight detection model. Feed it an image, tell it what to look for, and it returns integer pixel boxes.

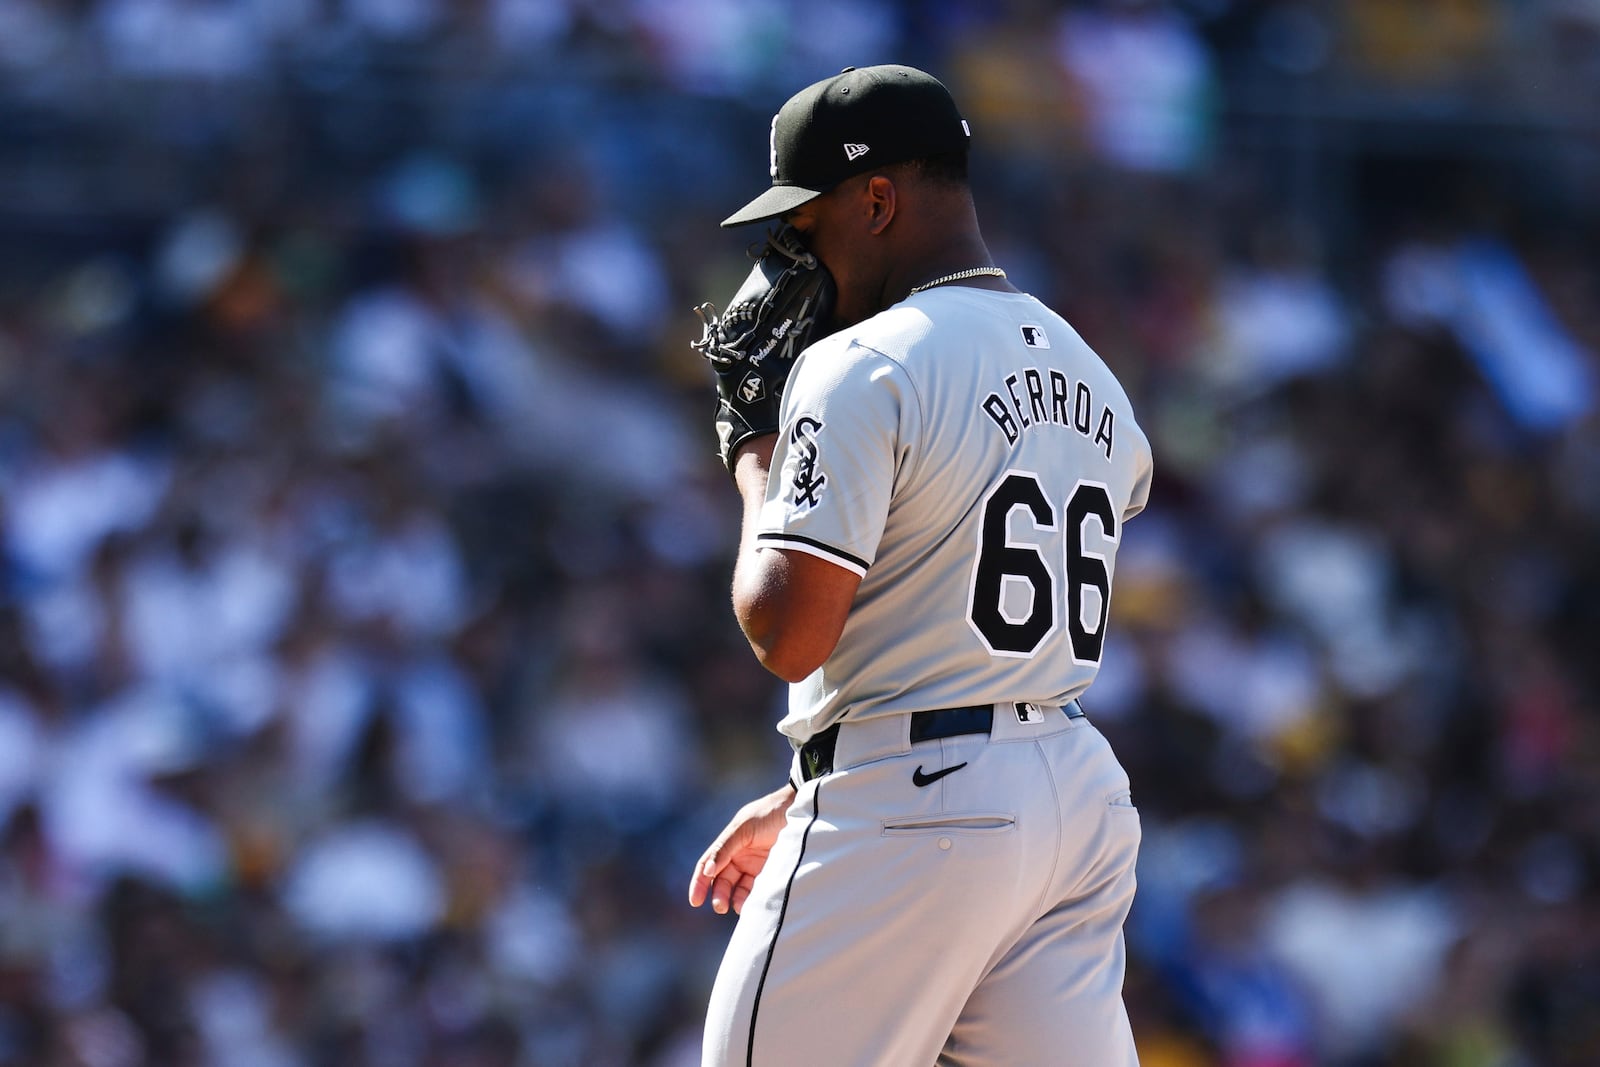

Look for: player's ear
[864,174,897,235]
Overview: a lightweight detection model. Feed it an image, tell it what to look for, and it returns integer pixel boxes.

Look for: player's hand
[688,782,798,916]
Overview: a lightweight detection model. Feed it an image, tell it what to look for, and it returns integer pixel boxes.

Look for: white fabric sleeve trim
[755,534,870,578]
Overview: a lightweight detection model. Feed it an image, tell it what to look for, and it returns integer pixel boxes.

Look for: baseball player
[688,65,1153,1066]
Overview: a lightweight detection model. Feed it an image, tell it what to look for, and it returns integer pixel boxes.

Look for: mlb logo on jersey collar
[1020,324,1050,349]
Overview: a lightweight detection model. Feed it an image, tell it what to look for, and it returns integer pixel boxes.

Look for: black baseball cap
[721,64,971,228]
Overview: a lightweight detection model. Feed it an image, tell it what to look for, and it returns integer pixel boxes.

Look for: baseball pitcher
[689,65,1153,1067]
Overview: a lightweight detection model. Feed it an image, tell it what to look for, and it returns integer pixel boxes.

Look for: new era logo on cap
[843,143,870,161]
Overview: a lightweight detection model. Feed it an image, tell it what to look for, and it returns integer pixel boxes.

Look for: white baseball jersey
[756,287,1153,743]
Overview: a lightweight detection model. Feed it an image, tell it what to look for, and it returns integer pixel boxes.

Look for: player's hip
[777,702,1138,923]
[788,699,1086,783]
[786,701,1136,851]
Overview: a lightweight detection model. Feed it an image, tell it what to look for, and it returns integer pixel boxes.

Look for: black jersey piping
[756,531,870,572]
[746,781,823,1064]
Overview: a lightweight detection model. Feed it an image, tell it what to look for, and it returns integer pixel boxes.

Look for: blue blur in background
[0,1,1597,1065]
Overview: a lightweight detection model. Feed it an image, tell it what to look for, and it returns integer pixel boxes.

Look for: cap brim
[720,184,825,228]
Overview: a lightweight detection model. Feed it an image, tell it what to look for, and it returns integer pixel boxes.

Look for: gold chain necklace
[908,266,1007,295]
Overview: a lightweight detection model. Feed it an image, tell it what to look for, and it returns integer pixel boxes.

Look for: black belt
[799,701,1085,782]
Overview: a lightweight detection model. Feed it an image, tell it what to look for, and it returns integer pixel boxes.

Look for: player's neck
[899,232,1010,300]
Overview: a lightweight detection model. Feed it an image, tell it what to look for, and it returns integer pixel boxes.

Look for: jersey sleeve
[755,339,921,577]
[1123,430,1154,521]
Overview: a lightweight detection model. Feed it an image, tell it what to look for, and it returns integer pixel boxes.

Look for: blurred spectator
[0,2,1596,1063]
[1056,0,1215,173]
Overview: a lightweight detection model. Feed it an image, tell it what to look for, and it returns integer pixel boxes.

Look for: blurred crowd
[1,1,1597,1065]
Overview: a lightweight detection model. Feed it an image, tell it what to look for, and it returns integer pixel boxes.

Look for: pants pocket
[882,812,1017,837]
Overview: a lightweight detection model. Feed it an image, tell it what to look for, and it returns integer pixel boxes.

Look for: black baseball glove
[692,224,836,472]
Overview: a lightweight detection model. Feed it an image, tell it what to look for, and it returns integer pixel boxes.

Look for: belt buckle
[800,724,838,782]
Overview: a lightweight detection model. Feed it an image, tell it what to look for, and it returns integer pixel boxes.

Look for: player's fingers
[689,827,748,906]
[688,850,723,907]
[688,816,755,906]
[688,870,709,908]
[730,880,753,915]
[709,867,744,914]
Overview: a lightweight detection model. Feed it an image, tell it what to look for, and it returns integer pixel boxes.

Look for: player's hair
[896,151,969,189]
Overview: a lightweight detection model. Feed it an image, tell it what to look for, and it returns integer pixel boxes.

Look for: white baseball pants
[702,705,1141,1066]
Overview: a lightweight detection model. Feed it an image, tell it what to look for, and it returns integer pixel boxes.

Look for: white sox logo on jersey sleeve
[758,413,872,576]
[785,415,826,513]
